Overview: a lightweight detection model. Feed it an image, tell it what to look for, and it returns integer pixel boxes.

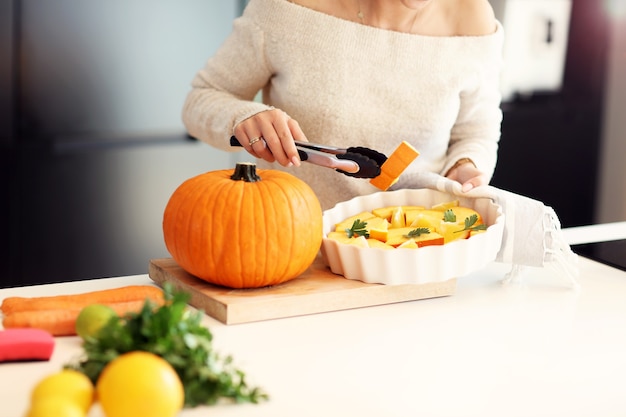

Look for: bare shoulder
[448,0,497,36]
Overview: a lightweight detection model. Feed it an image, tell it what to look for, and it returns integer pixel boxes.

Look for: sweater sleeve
[441,30,504,179]
[182,13,274,152]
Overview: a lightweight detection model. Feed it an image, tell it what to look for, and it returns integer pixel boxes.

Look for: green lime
[75,304,117,340]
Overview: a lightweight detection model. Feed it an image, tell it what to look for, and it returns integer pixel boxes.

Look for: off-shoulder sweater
[183,0,504,210]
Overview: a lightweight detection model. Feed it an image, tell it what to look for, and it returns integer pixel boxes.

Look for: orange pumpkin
[163,162,323,288]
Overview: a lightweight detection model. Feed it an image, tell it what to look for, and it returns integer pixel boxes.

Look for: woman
[183,0,503,210]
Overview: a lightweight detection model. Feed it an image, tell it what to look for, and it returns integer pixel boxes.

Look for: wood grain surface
[148,257,456,324]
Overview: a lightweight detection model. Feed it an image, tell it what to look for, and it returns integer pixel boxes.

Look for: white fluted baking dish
[321,189,505,285]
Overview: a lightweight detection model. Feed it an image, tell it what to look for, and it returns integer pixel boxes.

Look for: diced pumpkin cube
[379,141,420,177]
[431,200,460,211]
[372,206,398,220]
[334,211,376,232]
[397,239,419,249]
[413,232,444,247]
[450,207,483,226]
[370,141,420,191]
[404,209,424,227]
[369,228,389,242]
[348,235,369,248]
[365,216,389,232]
[438,221,470,244]
[390,206,405,228]
[369,171,399,191]
[326,231,355,244]
[407,209,444,230]
[372,205,424,220]
[366,238,395,249]
[385,227,416,247]
[387,227,445,247]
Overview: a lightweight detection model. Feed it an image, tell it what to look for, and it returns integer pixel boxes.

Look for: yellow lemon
[75,304,117,340]
[26,396,85,417]
[96,351,184,417]
[31,369,94,413]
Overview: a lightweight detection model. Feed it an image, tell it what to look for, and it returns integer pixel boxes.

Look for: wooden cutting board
[148,256,456,325]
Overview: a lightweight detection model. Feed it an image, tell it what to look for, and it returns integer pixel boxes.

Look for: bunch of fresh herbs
[66,284,268,407]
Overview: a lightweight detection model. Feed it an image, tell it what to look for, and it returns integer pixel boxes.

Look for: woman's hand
[233,108,307,167]
[446,159,488,192]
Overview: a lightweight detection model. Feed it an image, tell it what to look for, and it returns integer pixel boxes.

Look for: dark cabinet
[491,96,603,227]
[491,0,609,227]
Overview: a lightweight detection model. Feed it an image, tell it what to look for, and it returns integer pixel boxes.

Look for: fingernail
[291,156,301,167]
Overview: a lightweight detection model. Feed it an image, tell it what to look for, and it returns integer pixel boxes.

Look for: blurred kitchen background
[1,0,625,288]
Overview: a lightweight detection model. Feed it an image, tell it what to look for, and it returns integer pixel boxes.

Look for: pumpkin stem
[230,162,261,182]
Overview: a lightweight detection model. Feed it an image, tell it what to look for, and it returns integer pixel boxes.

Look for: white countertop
[2,223,626,417]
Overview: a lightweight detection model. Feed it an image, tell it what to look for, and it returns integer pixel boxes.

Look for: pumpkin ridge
[280,178,301,282]
[177,173,220,279]
[257,182,279,285]
[193,175,223,275]
[167,175,208,271]
[222,174,254,286]
[288,180,322,277]
[204,174,235,281]
[234,177,260,287]
[266,174,320,281]
[259,177,286,284]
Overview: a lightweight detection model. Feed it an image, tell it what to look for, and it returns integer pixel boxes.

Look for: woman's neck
[356,0,434,33]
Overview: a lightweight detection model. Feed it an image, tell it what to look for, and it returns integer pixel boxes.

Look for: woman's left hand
[446,161,488,192]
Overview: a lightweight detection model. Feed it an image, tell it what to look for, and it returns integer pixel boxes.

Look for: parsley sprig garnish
[405,227,430,238]
[443,209,456,223]
[65,284,268,406]
[455,214,487,233]
[345,219,370,238]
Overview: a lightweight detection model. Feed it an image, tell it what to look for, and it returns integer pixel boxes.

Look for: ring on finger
[248,136,263,146]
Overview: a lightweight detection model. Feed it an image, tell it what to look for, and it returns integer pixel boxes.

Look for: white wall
[597,13,626,223]
[494,0,572,101]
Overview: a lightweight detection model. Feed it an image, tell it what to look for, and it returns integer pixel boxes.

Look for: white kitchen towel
[394,172,579,287]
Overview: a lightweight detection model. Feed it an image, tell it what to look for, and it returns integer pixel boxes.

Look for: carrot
[2,299,164,336]
[0,285,164,315]
[3,309,79,336]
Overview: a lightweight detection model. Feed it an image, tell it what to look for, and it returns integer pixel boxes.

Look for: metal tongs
[229,136,387,179]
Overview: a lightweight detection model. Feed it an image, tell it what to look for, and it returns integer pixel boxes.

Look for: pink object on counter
[0,328,55,362]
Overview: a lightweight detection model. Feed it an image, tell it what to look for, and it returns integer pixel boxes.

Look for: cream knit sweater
[183,0,504,210]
